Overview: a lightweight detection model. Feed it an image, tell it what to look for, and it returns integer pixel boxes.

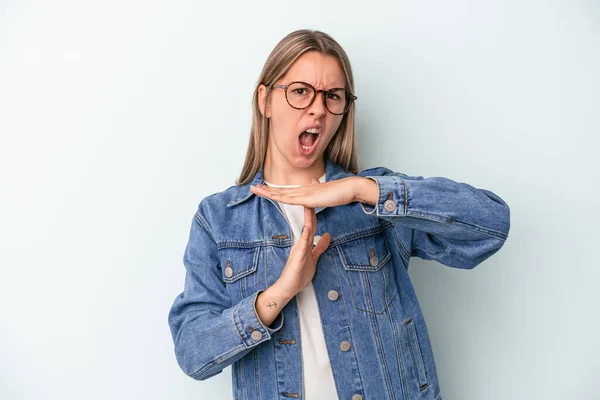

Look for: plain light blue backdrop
[0,0,598,399]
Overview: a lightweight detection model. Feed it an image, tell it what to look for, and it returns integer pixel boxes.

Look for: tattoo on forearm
[267,302,277,308]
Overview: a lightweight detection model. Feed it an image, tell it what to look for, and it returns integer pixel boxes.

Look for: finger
[252,188,310,205]
[312,232,331,261]
[249,185,297,199]
[310,206,317,236]
[271,195,307,206]
[296,220,312,258]
[303,206,315,250]
[303,206,314,234]
[252,185,302,194]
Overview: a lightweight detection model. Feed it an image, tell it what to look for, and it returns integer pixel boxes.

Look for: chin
[290,157,314,169]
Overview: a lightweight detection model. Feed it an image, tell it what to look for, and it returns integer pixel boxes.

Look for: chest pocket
[219,246,260,303]
[336,230,398,314]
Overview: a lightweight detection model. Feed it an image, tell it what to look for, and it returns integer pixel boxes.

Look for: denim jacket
[168,158,511,400]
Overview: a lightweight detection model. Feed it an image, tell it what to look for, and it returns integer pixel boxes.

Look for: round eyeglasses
[271,81,357,115]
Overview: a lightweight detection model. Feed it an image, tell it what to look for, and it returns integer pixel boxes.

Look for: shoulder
[194,184,243,227]
[357,165,408,178]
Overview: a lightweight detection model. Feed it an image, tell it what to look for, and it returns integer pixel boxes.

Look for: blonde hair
[236,29,359,185]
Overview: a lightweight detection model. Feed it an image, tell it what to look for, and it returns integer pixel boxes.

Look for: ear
[257,84,271,118]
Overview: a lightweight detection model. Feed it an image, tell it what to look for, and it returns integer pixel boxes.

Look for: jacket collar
[226,157,354,212]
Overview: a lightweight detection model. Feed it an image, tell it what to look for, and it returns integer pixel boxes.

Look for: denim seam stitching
[364,275,395,398]
[254,349,260,400]
[334,249,365,391]
[191,344,246,379]
[329,224,391,247]
[389,302,409,400]
[241,352,248,400]
[390,224,411,264]
[217,240,293,248]
[405,210,508,241]
[407,318,429,389]
[194,212,217,243]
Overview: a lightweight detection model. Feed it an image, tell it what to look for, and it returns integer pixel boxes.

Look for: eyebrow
[295,80,346,90]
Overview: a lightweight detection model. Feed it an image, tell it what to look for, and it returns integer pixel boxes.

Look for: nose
[308,91,327,118]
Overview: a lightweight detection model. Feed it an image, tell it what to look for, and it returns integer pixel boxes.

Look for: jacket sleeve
[167,209,284,380]
[358,168,510,269]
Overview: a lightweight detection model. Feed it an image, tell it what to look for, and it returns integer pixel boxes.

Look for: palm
[251,177,359,208]
[276,206,331,297]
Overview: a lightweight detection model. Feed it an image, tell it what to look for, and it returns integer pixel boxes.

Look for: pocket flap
[219,247,259,283]
[338,232,391,271]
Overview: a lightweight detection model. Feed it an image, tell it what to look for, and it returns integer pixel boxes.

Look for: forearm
[354,176,379,206]
[256,282,294,327]
[355,169,510,268]
[358,173,510,240]
[169,289,285,381]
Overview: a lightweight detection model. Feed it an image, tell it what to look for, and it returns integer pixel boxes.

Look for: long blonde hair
[236,29,359,185]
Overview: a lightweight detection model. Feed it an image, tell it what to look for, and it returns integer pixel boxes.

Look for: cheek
[325,115,344,139]
[271,106,301,139]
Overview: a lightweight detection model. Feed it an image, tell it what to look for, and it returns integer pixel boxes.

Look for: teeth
[301,145,313,150]
[305,128,319,134]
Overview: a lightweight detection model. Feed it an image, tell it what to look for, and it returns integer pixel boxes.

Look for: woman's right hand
[275,206,331,298]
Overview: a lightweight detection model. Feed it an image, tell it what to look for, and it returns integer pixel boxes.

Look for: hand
[275,206,331,298]
[250,176,378,208]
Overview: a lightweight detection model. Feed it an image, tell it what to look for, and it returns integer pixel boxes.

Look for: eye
[293,88,308,95]
[327,92,341,100]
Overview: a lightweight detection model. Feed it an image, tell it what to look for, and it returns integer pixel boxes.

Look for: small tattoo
[267,302,277,308]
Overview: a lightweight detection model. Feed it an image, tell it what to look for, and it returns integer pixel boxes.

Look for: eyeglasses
[271,81,357,115]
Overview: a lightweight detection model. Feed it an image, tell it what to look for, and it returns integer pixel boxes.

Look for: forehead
[281,51,345,88]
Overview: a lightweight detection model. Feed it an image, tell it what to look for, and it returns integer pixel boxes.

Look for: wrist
[354,177,379,206]
[269,281,295,303]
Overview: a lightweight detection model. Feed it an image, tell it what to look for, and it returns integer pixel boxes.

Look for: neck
[263,151,326,186]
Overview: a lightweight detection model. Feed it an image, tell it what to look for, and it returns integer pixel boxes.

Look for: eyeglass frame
[271,81,357,115]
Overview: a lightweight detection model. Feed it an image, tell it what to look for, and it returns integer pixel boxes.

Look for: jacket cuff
[359,176,407,217]
[233,290,284,348]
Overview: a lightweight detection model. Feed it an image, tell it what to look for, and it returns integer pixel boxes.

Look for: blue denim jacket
[168,158,510,400]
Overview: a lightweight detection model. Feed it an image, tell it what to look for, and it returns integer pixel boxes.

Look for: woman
[168,29,510,400]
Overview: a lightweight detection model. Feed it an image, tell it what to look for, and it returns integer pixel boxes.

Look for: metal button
[313,235,322,246]
[369,255,379,267]
[339,341,351,352]
[352,395,363,400]
[384,199,397,212]
[251,330,263,341]
[327,290,339,301]
[224,266,233,278]
[369,248,379,267]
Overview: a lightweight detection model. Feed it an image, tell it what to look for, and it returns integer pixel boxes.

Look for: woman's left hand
[250,176,378,208]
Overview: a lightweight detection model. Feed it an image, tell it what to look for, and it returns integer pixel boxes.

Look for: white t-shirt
[264,174,339,400]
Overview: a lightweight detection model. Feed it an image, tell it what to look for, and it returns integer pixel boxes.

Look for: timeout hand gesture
[249,176,378,298]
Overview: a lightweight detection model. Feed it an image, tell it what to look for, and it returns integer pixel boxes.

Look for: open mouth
[298,128,320,154]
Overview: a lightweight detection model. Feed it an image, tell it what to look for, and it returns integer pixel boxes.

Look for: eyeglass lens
[286,82,348,114]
